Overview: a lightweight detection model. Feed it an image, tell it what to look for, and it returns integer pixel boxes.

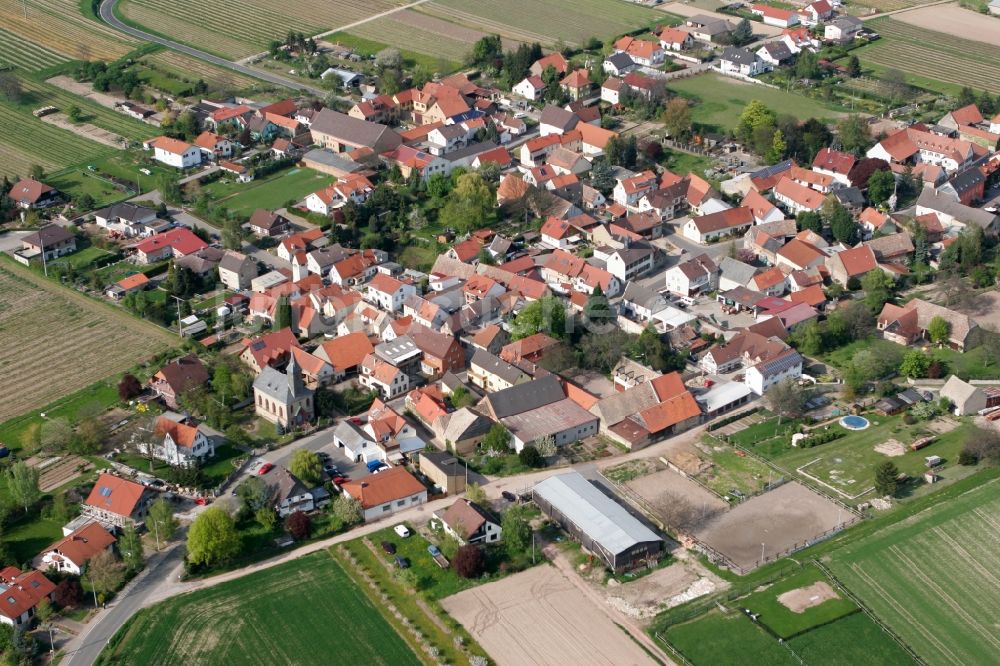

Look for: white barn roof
[533,471,661,555]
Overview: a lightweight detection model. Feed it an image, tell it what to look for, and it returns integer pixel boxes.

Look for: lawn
[786,612,916,666]
[98,551,421,665]
[0,260,176,424]
[202,167,333,217]
[741,564,858,638]
[663,147,714,179]
[665,609,800,666]
[853,17,1000,95]
[3,509,64,564]
[365,523,474,600]
[417,0,670,48]
[47,168,130,208]
[668,73,848,132]
[0,380,120,453]
[829,478,1000,665]
[695,438,776,498]
[200,444,245,486]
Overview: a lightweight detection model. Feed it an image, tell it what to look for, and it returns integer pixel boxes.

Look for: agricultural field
[665,609,801,666]
[201,166,333,217]
[741,565,858,639]
[895,2,1000,46]
[843,0,933,13]
[98,551,421,665]
[0,261,176,423]
[0,0,137,61]
[855,18,1000,95]
[830,479,1000,665]
[0,28,69,73]
[348,10,504,65]
[118,0,410,60]
[668,73,848,131]
[142,51,259,91]
[416,0,668,48]
[0,104,115,179]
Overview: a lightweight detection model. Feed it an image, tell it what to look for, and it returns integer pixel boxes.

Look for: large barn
[532,471,665,571]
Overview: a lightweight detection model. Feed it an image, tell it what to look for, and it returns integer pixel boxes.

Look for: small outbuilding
[940,375,987,416]
[532,471,664,571]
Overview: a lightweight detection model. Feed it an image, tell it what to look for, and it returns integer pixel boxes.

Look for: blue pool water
[840,415,870,430]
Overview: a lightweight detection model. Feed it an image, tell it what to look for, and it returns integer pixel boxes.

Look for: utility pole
[48,625,55,654]
[761,542,766,564]
[170,295,185,335]
[153,515,161,551]
[532,532,536,564]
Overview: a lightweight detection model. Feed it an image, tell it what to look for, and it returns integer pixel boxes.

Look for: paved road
[99,0,327,97]
[63,542,186,666]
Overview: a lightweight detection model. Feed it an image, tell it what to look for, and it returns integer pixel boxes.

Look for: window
[397,500,405,507]
[382,505,391,512]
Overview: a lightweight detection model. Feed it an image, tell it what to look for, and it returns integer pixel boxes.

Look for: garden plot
[32,455,93,493]
[40,113,128,149]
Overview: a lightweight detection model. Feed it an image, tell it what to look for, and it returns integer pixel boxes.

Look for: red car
[332,475,349,485]
[258,463,274,476]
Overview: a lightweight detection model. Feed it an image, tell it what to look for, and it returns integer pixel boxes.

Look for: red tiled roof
[133,228,207,257]
[84,473,148,518]
[342,467,425,509]
[833,245,877,277]
[43,522,116,569]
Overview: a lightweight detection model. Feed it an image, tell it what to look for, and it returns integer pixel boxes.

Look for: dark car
[501,491,517,503]
[323,463,340,476]
[394,556,410,569]
[381,541,396,554]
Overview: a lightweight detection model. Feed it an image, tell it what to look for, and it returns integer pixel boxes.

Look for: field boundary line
[813,560,930,666]
[652,631,693,666]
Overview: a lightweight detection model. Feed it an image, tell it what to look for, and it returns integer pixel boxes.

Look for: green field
[668,73,848,131]
[666,610,800,666]
[99,551,421,665]
[118,0,409,60]
[203,167,333,217]
[856,18,1000,95]
[741,565,858,638]
[418,0,670,48]
[695,438,776,498]
[322,32,459,75]
[346,15,471,67]
[830,479,1000,665]
[786,612,915,666]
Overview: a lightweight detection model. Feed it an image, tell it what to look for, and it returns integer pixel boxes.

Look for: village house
[365,273,417,313]
[148,354,209,409]
[560,69,592,100]
[140,414,216,467]
[470,349,529,392]
[657,26,693,51]
[240,327,301,373]
[613,36,665,67]
[530,53,568,77]
[664,253,718,296]
[81,473,155,530]
[683,207,754,244]
[16,225,77,264]
[825,245,879,287]
[145,136,202,169]
[438,499,502,545]
[341,467,428,522]
[265,467,320,518]
[39,522,116,576]
[720,47,771,78]
[310,108,402,154]
[419,451,468,495]
[132,228,207,264]
[193,131,233,161]
[218,250,258,291]
[684,15,736,43]
[0,568,55,628]
[751,4,800,27]
[512,76,546,101]
[878,298,980,351]
[248,209,291,237]
[774,177,825,215]
[603,52,636,77]
[825,16,863,44]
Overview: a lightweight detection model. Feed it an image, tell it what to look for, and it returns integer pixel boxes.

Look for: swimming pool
[840,415,870,430]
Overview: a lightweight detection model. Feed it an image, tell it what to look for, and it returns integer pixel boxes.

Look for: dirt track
[442,565,657,666]
[894,3,1000,44]
[40,113,127,148]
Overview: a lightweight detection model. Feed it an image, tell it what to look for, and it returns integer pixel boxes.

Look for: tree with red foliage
[118,373,142,401]
[927,360,945,379]
[453,544,485,578]
[285,511,311,540]
[847,158,891,191]
[53,579,83,609]
[643,140,663,162]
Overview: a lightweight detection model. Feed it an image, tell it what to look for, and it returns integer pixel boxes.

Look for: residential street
[57,422,711,662]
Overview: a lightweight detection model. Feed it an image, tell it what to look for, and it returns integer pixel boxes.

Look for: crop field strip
[859,18,1000,94]
[0,263,176,423]
[17,79,160,142]
[143,51,258,90]
[830,483,1000,666]
[349,15,479,64]
[0,0,137,61]
[416,0,665,47]
[100,551,421,665]
[846,0,931,12]
[0,29,69,73]
[119,0,409,59]
[0,106,115,179]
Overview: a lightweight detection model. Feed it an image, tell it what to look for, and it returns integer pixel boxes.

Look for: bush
[958,449,979,466]
[797,430,844,448]
[53,579,83,609]
[902,412,916,425]
[453,544,485,578]
[518,445,545,468]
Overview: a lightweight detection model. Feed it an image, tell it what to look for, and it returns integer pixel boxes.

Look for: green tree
[439,173,495,234]
[766,379,809,424]
[511,295,566,339]
[502,505,532,556]
[899,350,930,378]
[465,482,487,505]
[187,507,241,566]
[861,269,894,312]
[148,497,178,543]
[867,169,895,206]
[927,316,950,345]
[766,129,787,164]
[836,115,871,156]
[159,174,182,204]
[583,284,612,328]
[222,217,243,250]
[87,549,126,596]
[847,55,861,78]
[75,415,107,454]
[874,461,900,496]
[274,294,292,330]
[5,461,40,513]
[449,385,474,409]
[535,435,557,457]
[41,417,73,451]
[236,477,274,513]
[331,494,362,525]
[797,210,823,233]
[518,445,545,468]
[290,449,323,486]
[589,159,614,193]
[661,97,692,140]
[829,202,858,244]
[482,424,511,453]
[256,507,278,531]
[732,18,753,45]
[737,100,776,145]
[67,105,83,123]
[119,524,144,572]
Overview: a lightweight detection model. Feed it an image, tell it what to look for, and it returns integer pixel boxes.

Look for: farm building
[532,471,664,571]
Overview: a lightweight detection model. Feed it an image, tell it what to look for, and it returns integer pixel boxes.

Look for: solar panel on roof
[99,486,112,497]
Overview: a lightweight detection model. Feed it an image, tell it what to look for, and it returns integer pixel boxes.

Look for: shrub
[453,544,485,578]
[958,449,979,466]
[285,510,311,540]
[902,412,916,425]
[53,579,83,609]
[518,445,545,468]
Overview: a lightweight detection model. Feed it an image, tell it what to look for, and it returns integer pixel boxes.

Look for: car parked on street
[258,463,274,475]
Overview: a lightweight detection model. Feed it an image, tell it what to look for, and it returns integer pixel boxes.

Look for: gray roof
[539,105,579,132]
[590,381,659,426]
[252,355,312,403]
[621,281,667,313]
[722,47,759,67]
[719,257,758,286]
[420,450,465,476]
[22,224,73,248]
[832,16,863,28]
[484,374,565,420]
[441,141,504,163]
[471,349,528,385]
[302,149,368,174]
[834,187,865,207]
[533,471,662,555]
[93,202,155,224]
[265,467,309,502]
[219,250,255,274]
[333,419,373,451]
[940,375,982,405]
[438,407,494,442]
[604,52,635,70]
[759,41,792,61]
[310,109,402,150]
[374,335,421,365]
[916,189,998,230]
